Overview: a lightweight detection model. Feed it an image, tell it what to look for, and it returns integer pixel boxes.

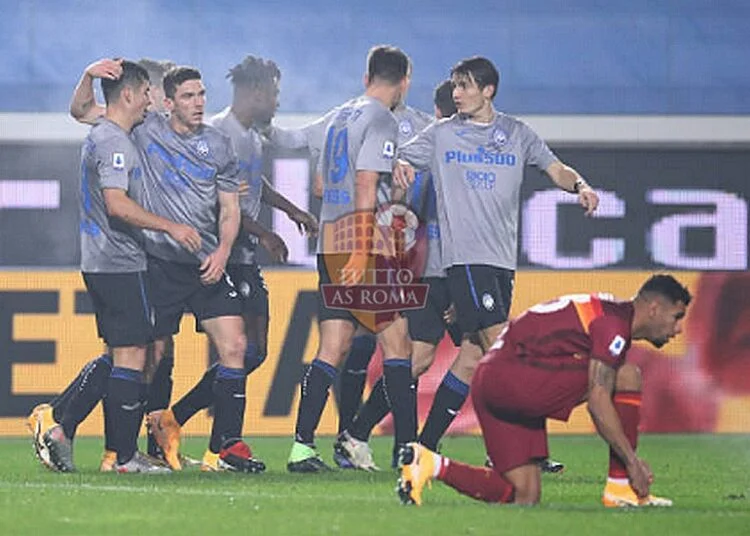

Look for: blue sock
[337,334,376,433]
[418,371,469,451]
[108,367,144,464]
[294,359,337,445]
[383,358,417,447]
[209,366,246,453]
[58,354,112,439]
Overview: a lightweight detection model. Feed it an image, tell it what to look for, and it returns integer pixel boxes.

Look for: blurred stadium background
[1,0,749,440]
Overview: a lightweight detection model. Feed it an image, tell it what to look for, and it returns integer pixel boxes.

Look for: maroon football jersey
[479,294,635,420]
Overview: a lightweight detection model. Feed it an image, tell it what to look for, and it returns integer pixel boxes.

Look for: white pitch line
[0,480,396,503]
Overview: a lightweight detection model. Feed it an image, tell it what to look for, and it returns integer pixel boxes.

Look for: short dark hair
[434,79,457,117]
[101,60,149,105]
[638,274,692,306]
[227,55,280,89]
[137,58,176,88]
[366,45,410,85]
[451,56,500,99]
[163,66,202,99]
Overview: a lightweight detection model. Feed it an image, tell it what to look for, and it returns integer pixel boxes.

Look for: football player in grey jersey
[269,65,445,471]
[261,103,383,465]
[330,97,435,468]
[150,55,318,471]
[287,45,413,473]
[38,60,202,474]
[30,58,197,472]
[393,56,599,466]
[70,63,264,472]
[337,80,463,468]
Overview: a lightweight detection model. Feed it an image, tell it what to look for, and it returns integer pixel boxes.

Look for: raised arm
[69,59,122,124]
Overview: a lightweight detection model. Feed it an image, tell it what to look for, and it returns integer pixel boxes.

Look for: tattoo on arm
[588,359,616,396]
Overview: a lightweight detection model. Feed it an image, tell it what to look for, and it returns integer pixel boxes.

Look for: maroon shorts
[471,351,587,474]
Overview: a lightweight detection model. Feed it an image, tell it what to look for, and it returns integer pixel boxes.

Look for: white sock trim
[607,477,629,486]
[433,453,444,478]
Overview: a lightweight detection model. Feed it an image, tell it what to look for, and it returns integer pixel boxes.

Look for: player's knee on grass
[513,487,541,505]
[504,464,542,505]
[615,363,642,392]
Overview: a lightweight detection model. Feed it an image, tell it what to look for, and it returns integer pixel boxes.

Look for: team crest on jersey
[112,152,125,170]
[490,127,508,149]
[195,139,210,158]
[609,335,626,357]
[399,119,413,137]
[382,140,395,158]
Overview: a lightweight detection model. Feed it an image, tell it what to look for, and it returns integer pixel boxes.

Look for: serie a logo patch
[112,152,125,170]
[608,335,626,357]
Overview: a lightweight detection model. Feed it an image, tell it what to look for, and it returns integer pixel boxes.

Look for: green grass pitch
[1,434,748,535]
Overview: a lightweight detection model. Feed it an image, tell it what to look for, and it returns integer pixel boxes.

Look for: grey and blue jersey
[394,105,445,277]
[209,108,264,265]
[133,112,242,264]
[318,95,398,254]
[393,104,432,145]
[79,117,146,273]
[269,109,336,161]
[398,112,558,271]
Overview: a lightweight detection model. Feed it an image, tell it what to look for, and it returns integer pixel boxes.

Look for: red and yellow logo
[320,203,429,331]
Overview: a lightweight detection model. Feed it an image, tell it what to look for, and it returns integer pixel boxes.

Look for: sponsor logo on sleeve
[112,153,125,170]
[608,335,626,357]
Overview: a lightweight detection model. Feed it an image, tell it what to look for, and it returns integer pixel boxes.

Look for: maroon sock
[609,391,641,479]
[439,458,515,503]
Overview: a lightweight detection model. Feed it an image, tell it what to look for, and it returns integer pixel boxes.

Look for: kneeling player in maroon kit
[398,274,689,507]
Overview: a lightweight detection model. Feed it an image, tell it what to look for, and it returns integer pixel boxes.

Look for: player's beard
[175,108,202,132]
